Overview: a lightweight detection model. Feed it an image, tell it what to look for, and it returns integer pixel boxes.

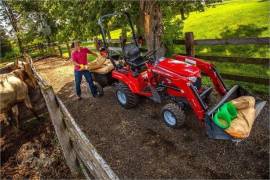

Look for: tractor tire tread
[94,81,104,97]
[162,103,185,128]
[117,82,138,108]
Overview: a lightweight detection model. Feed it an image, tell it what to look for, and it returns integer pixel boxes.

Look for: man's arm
[87,48,98,57]
[72,60,80,66]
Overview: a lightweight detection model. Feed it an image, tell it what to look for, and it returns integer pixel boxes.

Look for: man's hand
[79,64,88,70]
[91,52,98,57]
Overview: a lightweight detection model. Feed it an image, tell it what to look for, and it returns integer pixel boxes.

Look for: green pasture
[180,0,270,93]
[183,0,269,39]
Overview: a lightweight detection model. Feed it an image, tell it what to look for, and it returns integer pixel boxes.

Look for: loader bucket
[205,85,266,141]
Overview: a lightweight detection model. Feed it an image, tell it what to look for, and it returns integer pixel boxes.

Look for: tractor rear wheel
[94,81,104,97]
[92,73,109,87]
[161,103,185,128]
[116,82,138,109]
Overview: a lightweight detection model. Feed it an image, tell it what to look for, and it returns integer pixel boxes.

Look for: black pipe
[206,85,239,116]
[124,12,138,47]
[190,84,208,111]
[159,84,181,92]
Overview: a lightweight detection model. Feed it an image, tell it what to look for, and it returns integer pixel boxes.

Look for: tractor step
[149,85,161,103]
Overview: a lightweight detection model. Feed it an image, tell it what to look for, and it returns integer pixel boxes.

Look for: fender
[112,70,152,96]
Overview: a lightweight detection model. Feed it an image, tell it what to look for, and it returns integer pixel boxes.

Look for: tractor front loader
[93,12,266,141]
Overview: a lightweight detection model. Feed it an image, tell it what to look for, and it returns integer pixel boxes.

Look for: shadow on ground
[56,80,269,179]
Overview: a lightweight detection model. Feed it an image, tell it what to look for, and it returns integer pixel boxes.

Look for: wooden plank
[195,37,270,45]
[173,37,270,45]
[173,39,185,44]
[57,97,119,180]
[175,54,269,85]
[195,55,270,66]
[220,73,269,85]
[77,156,94,180]
[39,86,79,175]
[64,124,98,178]
[28,55,80,176]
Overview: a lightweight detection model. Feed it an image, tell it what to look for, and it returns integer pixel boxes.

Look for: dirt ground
[0,62,74,179]
[0,115,74,179]
[35,57,269,179]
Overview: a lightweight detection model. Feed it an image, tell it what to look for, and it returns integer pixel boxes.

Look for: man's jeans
[74,70,97,97]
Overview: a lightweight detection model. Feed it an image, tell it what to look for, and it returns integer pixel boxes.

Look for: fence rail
[174,37,270,45]
[194,55,269,66]
[174,32,270,85]
[25,54,118,180]
[219,73,269,85]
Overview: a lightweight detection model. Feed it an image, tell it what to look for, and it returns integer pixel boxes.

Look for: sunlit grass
[183,0,270,38]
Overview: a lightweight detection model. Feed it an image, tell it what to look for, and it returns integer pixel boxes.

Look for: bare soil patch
[0,60,75,179]
[34,57,269,179]
[0,115,74,179]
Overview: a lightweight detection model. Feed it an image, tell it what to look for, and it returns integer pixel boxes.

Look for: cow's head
[13,63,37,89]
[22,62,37,88]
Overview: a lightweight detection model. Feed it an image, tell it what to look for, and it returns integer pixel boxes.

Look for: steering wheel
[142,47,161,63]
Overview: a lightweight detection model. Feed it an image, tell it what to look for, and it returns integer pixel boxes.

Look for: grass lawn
[183,0,269,39]
[178,0,270,93]
[180,0,270,58]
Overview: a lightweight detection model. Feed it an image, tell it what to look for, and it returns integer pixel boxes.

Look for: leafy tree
[0,0,223,58]
[0,25,12,58]
[139,0,223,57]
[0,0,24,54]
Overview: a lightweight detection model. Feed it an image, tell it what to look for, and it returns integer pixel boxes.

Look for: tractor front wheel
[161,103,186,128]
[116,82,138,109]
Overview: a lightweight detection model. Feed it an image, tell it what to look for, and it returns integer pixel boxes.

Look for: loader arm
[173,55,227,95]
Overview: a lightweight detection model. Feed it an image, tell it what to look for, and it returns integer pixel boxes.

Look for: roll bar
[97,12,138,52]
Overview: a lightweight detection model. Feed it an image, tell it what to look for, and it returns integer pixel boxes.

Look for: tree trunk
[140,0,165,59]
[136,11,144,36]
[180,7,185,20]
[2,0,24,54]
[66,41,71,58]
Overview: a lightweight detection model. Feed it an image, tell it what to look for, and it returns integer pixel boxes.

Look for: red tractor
[95,12,266,141]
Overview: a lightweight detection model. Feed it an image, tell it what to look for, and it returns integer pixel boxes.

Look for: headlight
[188,76,197,83]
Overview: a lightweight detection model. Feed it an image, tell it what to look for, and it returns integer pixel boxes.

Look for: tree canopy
[0,0,220,56]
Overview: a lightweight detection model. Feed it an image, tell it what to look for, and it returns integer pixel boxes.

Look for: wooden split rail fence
[25,54,119,180]
[174,32,270,85]
[21,32,269,86]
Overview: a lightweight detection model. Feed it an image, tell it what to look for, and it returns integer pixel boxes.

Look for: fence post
[185,32,195,57]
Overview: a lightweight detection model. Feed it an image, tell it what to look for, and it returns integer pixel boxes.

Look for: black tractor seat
[123,43,146,68]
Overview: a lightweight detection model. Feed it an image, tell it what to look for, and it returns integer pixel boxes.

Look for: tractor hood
[155,57,201,77]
